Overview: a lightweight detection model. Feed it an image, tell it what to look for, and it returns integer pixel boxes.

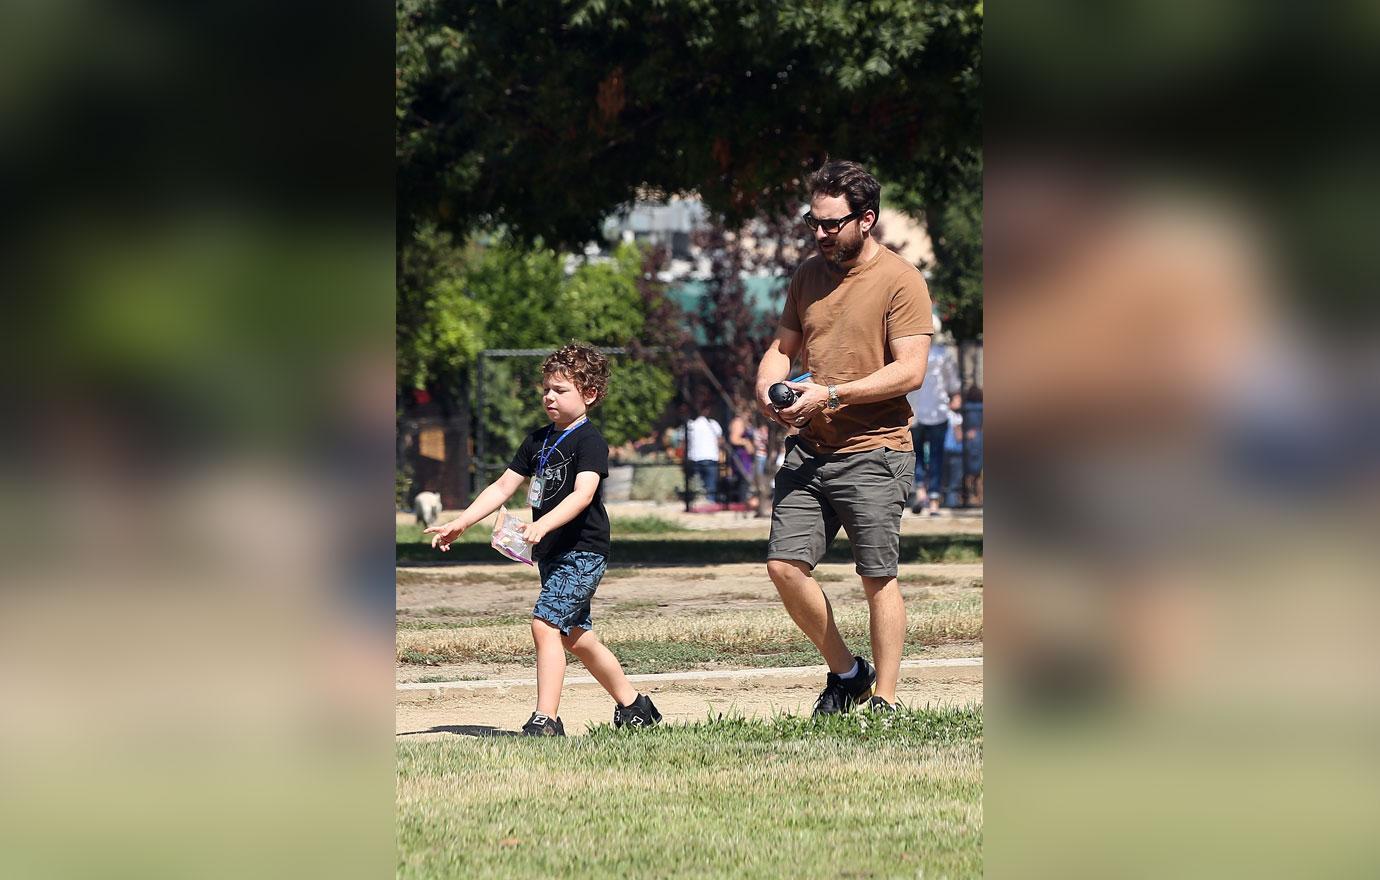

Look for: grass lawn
[396,707,983,879]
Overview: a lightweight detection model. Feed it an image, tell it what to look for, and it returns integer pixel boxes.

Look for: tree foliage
[396,0,982,251]
[400,230,683,455]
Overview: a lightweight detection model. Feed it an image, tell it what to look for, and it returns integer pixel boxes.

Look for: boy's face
[542,371,595,427]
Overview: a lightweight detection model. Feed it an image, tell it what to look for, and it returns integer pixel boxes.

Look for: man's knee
[767,558,808,586]
[860,575,901,598]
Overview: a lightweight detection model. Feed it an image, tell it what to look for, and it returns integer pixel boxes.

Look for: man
[906,312,963,515]
[755,160,933,715]
[684,399,723,503]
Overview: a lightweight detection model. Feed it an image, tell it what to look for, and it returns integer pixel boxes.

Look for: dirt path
[397,519,983,736]
[397,561,983,630]
[396,659,983,737]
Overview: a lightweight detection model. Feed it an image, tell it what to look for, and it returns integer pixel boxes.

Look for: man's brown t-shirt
[780,245,934,454]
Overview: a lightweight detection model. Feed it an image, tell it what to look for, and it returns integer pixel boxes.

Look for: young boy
[423,343,662,736]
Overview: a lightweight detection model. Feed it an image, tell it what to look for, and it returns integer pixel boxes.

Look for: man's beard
[819,231,864,268]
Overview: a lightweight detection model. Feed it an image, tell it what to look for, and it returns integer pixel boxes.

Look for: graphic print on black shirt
[507,420,610,560]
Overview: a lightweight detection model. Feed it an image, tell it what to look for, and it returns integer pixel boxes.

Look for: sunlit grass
[397,706,982,879]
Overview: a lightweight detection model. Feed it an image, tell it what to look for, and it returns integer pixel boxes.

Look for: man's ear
[862,209,877,235]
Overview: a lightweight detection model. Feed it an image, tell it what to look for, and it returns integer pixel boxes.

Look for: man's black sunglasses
[802,210,862,234]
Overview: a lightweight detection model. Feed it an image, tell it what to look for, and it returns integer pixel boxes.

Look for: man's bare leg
[861,575,906,702]
[767,559,855,672]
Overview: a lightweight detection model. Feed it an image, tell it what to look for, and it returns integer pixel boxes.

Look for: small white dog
[414,491,442,527]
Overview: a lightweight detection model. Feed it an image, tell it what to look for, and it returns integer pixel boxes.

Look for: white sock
[838,659,860,680]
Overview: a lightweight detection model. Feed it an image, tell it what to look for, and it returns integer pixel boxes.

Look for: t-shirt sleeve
[779,270,803,333]
[508,430,540,477]
[574,433,609,479]
[886,269,934,341]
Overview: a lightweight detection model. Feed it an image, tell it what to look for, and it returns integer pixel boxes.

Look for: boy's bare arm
[521,471,599,544]
[424,469,525,550]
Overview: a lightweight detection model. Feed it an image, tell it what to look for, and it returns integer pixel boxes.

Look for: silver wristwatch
[826,384,840,409]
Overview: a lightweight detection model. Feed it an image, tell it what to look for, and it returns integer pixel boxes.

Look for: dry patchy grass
[397,596,981,666]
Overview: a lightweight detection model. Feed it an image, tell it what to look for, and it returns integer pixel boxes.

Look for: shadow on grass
[397,724,518,738]
[398,533,982,565]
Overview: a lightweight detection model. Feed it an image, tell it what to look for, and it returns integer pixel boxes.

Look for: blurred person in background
[727,398,759,506]
[942,406,965,509]
[962,386,984,507]
[986,155,1275,703]
[685,396,724,504]
[906,313,963,515]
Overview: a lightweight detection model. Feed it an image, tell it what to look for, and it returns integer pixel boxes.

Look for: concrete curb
[398,657,982,700]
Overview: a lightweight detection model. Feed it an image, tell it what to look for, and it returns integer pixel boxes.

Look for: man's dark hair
[808,160,881,219]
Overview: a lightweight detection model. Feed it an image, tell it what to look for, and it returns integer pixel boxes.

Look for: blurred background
[1,1,394,877]
[986,2,1380,877]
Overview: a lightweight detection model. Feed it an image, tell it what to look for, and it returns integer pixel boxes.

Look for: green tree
[889,157,983,341]
[401,232,684,487]
[396,0,981,247]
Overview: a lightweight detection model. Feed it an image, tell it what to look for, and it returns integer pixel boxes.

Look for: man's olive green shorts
[768,439,915,577]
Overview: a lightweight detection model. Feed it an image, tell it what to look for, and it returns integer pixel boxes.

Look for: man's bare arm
[754,327,803,426]
[777,334,931,423]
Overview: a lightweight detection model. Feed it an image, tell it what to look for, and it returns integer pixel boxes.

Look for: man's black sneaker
[521,711,565,736]
[867,696,897,713]
[812,656,877,717]
[613,693,662,728]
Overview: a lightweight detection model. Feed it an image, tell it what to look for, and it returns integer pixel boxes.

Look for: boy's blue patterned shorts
[533,551,607,635]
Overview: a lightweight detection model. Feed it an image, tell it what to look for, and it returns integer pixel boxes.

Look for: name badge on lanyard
[530,416,585,508]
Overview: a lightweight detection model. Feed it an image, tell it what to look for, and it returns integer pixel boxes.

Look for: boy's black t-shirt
[507,420,610,560]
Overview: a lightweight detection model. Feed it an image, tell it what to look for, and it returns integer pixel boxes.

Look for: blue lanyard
[536,417,586,475]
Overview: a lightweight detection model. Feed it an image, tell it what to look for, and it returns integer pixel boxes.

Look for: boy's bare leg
[861,575,906,702]
[562,627,637,707]
[767,559,854,672]
[531,619,567,716]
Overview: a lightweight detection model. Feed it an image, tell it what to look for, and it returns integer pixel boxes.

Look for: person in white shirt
[905,314,962,515]
[685,403,724,503]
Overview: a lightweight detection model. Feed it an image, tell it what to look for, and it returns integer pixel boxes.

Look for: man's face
[810,193,869,267]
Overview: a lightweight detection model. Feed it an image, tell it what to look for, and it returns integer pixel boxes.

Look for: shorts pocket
[882,448,915,483]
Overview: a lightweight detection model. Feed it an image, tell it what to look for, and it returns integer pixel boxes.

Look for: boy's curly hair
[542,342,610,406]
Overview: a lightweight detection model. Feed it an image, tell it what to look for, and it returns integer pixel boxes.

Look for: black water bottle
[768,383,796,409]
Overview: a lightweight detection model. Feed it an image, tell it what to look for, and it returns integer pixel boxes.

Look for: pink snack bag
[489,507,535,565]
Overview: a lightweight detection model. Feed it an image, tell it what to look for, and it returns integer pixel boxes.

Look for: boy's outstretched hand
[424,518,468,551]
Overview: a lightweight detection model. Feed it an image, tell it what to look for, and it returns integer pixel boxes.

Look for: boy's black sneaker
[613,693,662,728]
[812,656,877,717]
[867,696,897,713]
[521,712,565,737]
